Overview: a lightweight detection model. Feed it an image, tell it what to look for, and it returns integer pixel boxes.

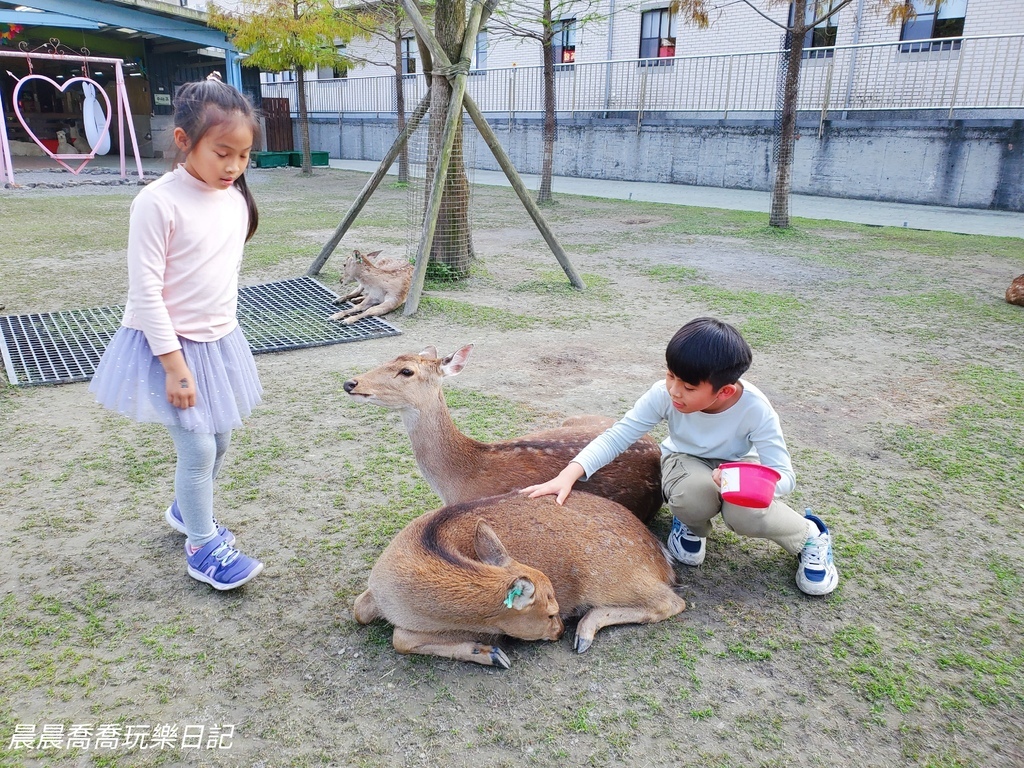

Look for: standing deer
[330,249,413,324]
[342,344,663,523]
[353,492,686,667]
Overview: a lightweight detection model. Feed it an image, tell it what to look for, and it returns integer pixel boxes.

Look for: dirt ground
[1,167,1023,768]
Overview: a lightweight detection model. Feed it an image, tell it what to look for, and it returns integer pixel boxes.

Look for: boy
[522,317,838,596]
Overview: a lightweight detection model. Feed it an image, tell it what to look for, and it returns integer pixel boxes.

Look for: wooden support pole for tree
[399,0,583,306]
[463,93,584,290]
[403,0,486,315]
[306,91,432,276]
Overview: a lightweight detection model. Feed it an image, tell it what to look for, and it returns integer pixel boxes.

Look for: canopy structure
[0,0,241,87]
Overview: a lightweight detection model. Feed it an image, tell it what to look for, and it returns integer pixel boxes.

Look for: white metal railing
[261,32,1024,119]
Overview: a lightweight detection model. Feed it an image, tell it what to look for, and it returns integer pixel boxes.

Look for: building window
[552,18,577,67]
[900,0,967,52]
[790,1,839,59]
[472,30,488,70]
[333,44,348,78]
[401,37,416,75]
[639,8,676,65]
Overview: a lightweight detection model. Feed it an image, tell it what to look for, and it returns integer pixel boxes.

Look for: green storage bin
[252,151,290,168]
[288,151,330,167]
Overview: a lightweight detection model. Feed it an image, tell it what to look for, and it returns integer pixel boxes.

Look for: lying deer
[343,344,663,523]
[354,492,686,667]
[1007,274,1024,307]
[330,249,413,324]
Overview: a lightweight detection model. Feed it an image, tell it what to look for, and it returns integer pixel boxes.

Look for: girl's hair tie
[206,71,223,82]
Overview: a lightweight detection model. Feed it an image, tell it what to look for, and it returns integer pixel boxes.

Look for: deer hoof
[573,632,594,654]
[490,647,511,669]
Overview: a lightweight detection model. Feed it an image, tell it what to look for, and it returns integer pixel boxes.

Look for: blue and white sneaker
[165,500,235,546]
[796,510,839,596]
[185,534,263,590]
[667,517,706,566]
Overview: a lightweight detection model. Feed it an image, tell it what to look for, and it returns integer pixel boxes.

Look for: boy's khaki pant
[661,453,810,556]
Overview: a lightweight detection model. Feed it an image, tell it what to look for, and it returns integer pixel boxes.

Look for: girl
[90,73,264,590]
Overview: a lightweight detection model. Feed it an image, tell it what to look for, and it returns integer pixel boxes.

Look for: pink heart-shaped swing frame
[12,74,113,174]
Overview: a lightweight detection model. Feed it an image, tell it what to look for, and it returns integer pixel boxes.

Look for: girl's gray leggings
[167,424,232,549]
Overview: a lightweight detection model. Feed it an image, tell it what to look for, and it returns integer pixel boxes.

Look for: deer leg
[333,287,363,304]
[353,589,381,624]
[341,297,402,325]
[391,627,511,668]
[329,298,373,321]
[573,592,686,654]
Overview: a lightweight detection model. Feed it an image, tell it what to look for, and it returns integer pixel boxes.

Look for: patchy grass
[1,167,1022,768]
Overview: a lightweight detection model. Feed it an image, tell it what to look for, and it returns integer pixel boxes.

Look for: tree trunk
[538,0,556,204]
[296,64,313,177]
[769,1,806,228]
[394,21,409,184]
[427,0,474,277]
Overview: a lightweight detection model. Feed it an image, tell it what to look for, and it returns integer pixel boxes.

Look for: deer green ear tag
[504,586,523,608]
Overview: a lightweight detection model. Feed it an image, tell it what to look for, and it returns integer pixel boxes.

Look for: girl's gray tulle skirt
[89,326,263,434]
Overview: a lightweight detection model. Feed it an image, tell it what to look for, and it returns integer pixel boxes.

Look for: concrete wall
[300,113,1024,212]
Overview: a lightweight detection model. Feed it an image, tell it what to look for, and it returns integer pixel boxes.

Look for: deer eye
[398,368,414,377]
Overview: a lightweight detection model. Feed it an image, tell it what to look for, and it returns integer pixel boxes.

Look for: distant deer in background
[329,249,413,324]
[342,344,664,523]
[1007,274,1024,307]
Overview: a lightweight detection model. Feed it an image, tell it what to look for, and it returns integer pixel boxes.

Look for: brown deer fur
[329,249,413,324]
[343,345,664,523]
[353,492,686,667]
[1007,274,1024,307]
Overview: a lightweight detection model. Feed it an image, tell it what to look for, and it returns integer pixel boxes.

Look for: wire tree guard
[306,0,584,315]
[0,41,145,186]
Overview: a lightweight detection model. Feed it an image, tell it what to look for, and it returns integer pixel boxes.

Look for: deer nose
[343,379,357,393]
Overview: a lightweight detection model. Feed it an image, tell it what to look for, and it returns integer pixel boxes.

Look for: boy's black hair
[172,73,261,241]
[665,317,752,390]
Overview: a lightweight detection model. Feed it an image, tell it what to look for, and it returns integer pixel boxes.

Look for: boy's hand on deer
[521,463,586,505]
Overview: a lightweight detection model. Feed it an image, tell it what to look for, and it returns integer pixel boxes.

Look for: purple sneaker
[185,534,263,590]
[165,501,235,546]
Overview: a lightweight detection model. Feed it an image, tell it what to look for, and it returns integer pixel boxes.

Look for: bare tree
[674,0,937,227]
[488,0,604,203]
[342,1,436,183]
[423,0,474,274]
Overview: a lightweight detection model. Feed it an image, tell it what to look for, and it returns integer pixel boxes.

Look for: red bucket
[719,462,781,508]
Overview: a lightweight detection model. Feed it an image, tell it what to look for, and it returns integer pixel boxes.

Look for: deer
[329,249,413,324]
[1007,274,1024,307]
[353,492,686,668]
[342,344,664,524]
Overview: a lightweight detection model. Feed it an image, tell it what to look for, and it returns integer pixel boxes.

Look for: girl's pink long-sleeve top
[121,166,248,356]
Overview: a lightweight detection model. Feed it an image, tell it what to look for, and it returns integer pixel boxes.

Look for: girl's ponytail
[234,173,259,242]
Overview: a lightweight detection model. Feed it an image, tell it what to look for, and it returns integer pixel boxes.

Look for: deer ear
[440,344,474,377]
[474,521,511,567]
[504,578,536,611]
[353,250,364,262]
[366,250,382,261]
[418,345,439,359]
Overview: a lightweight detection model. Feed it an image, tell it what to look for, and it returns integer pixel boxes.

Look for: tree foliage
[208,0,356,74]
[209,0,360,175]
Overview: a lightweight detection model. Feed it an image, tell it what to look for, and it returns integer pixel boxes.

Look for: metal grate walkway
[0,276,401,386]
